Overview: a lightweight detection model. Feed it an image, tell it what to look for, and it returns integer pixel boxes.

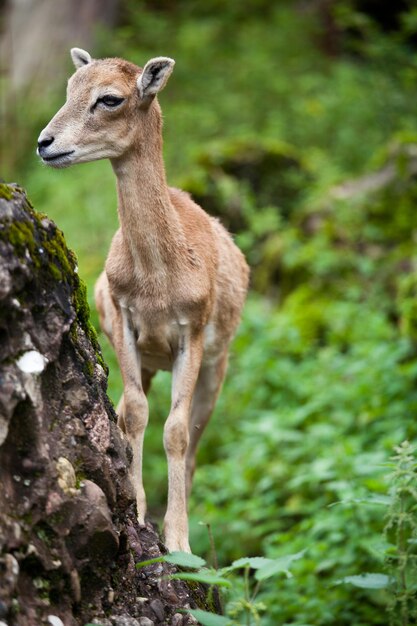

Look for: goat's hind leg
[163,332,204,552]
[186,350,229,497]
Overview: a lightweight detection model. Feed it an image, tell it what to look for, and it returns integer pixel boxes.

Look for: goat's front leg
[164,330,204,552]
[113,305,148,525]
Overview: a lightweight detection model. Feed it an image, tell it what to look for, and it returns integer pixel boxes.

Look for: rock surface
[0,184,206,626]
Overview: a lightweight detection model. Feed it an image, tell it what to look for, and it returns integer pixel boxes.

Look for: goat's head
[37,48,175,168]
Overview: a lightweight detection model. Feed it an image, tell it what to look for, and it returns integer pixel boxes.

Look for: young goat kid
[37,48,249,552]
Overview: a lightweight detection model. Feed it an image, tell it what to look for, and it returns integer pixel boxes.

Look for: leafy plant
[332,442,417,626]
[137,549,305,626]
[385,441,417,625]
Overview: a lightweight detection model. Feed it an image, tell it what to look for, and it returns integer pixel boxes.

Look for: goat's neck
[112,142,185,276]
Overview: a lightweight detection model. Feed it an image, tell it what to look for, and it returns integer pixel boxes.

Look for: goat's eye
[97,95,125,108]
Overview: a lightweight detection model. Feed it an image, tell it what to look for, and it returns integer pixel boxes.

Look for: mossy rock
[0,183,106,371]
[0,182,212,625]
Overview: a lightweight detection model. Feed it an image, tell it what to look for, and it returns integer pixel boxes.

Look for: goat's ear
[71,48,92,69]
[137,57,175,103]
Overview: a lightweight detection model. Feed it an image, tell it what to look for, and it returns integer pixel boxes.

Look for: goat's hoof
[137,515,146,528]
[164,536,191,554]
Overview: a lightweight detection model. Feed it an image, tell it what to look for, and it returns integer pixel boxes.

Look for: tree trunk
[0,183,206,626]
[0,0,119,92]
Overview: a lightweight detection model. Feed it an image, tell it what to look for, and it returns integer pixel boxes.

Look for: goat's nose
[37,136,54,150]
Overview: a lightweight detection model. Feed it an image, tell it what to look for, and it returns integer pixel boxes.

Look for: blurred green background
[2,0,417,623]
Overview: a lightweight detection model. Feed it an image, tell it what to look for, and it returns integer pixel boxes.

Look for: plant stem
[207,523,219,572]
[399,488,408,626]
[250,580,261,603]
[205,522,224,615]
[244,565,251,626]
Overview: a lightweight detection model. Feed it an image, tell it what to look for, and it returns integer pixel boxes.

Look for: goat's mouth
[40,150,75,167]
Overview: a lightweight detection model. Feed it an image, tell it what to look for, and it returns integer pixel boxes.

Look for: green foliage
[337,573,391,590]
[333,442,417,625]
[385,441,417,625]
[187,292,417,624]
[187,610,231,626]
[136,551,206,569]
[137,548,304,625]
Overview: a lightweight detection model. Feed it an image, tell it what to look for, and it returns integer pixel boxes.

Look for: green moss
[33,577,51,603]
[0,214,48,278]
[48,262,63,281]
[71,277,108,374]
[36,528,51,543]
[182,579,214,610]
[7,219,35,252]
[75,471,87,489]
[10,598,20,615]
[72,278,90,326]
[1,184,109,382]
[205,586,218,612]
[44,226,76,278]
[0,187,80,285]
[48,509,70,527]
[21,511,33,527]
[0,183,14,200]
[83,359,95,379]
